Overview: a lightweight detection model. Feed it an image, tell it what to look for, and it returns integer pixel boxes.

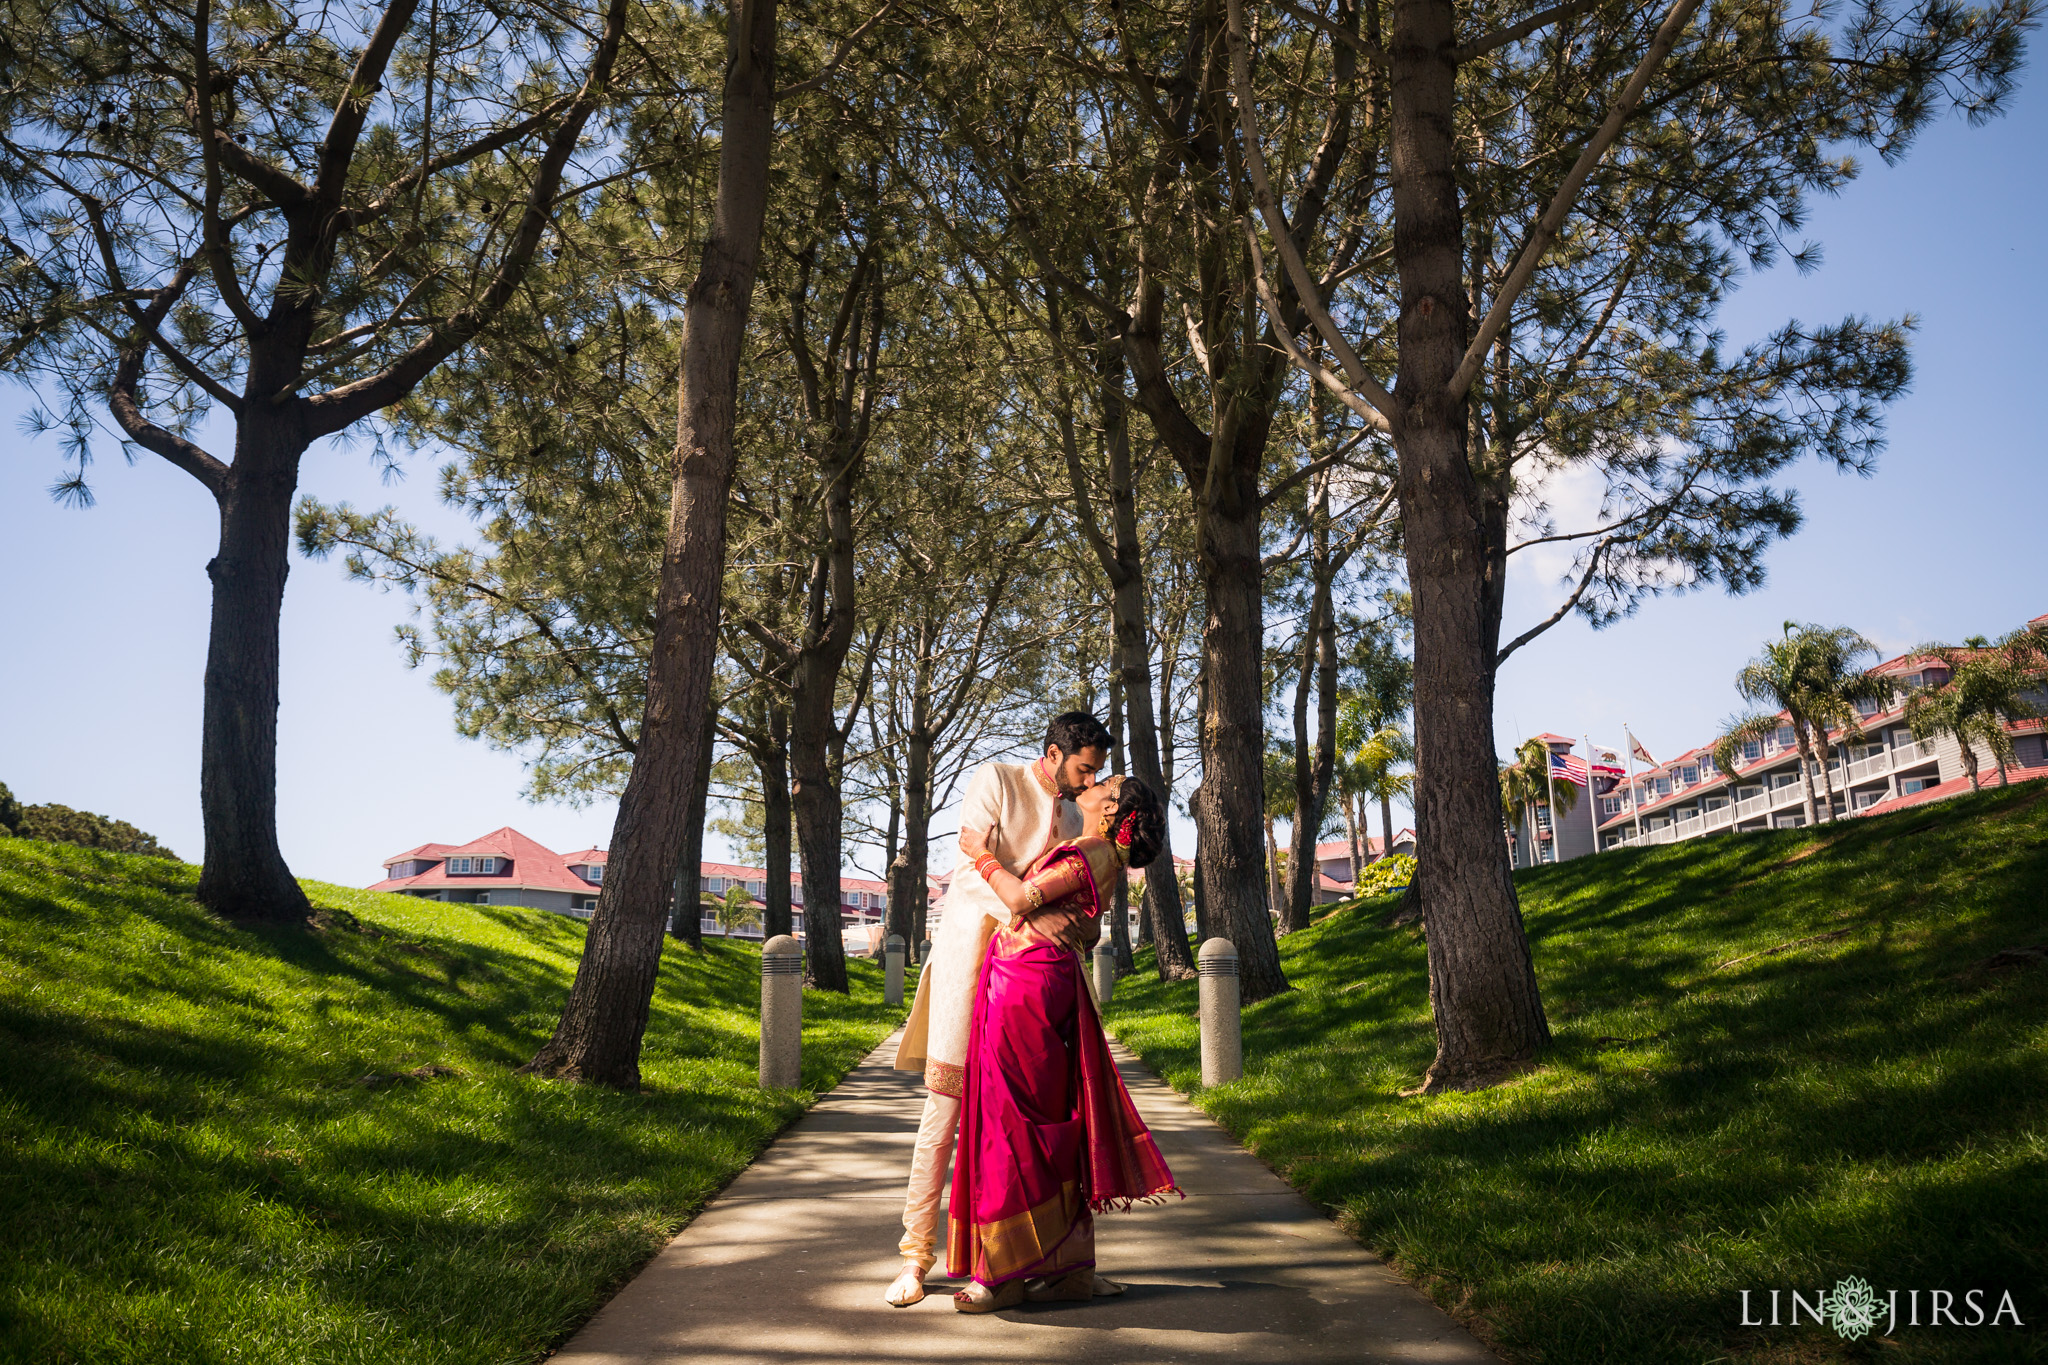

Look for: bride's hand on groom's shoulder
[959,823,996,861]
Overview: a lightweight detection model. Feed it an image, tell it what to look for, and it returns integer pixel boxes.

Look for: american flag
[1551,752,1590,787]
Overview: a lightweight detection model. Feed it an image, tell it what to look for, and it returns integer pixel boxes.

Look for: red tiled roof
[371,826,600,895]
[1532,732,1578,745]
[1847,764,2048,817]
[383,842,456,867]
[371,833,918,904]
[1314,831,1414,859]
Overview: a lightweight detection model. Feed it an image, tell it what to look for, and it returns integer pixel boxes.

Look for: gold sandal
[953,1279,1027,1314]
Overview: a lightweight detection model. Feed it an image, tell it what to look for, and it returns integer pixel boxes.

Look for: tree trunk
[522,0,777,1087]
[668,698,714,948]
[1285,564,1338,931]
[1344,793,1362,887]
[886,722,932,962]
[789,714,850,992]
[1088,368,1196,979]
[1189,787,1209,943]
[1794,723,1821,827]
[1265,812,1284,932]
[1390,0,1547,1089]
[1105,667,1136,974]
[1196,509,1288,1001]
[760,706,794,941]
[194,433,314,922]
[1380,789,1396,860]
[1814,731,1839,822]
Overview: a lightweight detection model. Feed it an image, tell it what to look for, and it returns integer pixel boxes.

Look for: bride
[944,773,1180,1313]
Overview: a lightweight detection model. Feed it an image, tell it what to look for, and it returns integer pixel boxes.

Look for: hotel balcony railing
[1607,737,1942,849]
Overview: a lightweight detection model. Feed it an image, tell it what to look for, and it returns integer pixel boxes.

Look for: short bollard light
[919,938,932,965]
[759,935,803,1089]
[1094,942,1116,1006]
[1197,937,1241,1087]
[885,933,906,1006]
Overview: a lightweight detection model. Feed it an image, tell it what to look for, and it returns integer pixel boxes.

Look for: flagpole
[1544,743,1560,865]
[1625,725,1645,844]
[1585,734,1601,855]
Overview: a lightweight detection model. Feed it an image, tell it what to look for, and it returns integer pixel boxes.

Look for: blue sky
[3,87,2042,886]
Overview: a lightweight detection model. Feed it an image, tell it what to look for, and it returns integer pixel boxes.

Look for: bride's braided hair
[1110,775,1166,869]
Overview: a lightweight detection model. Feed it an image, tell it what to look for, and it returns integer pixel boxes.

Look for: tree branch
[1452,0,1601,63]
[313,0,425,202]
[301,0,631,435]
[1449,0,1705,402]
[106,263,230,496]
[775,0,904,98]
[1226,0,1398,431]
[1271,0,1387,67]
[1496,535,1614,663]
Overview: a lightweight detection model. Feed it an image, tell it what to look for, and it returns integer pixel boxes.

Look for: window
[1602,796,1622,815]
[586,864,602,883]
[748,880,764,897]
[1900,776,1936,795]
[1699,756,1717,776]
[1855,696,1881,716]
[1853,791,1883,809]
[449,857,470,874]
[1654,777,1671,795]
[476,892,491,905]
[1680,765,1699,785]
[1777,726,1795,747]
[1743,739,1762,760]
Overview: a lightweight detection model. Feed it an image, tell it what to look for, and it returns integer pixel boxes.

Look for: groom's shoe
[884,1263,927,1307]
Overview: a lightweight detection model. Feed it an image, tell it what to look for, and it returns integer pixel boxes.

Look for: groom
[884,710,1113,1307]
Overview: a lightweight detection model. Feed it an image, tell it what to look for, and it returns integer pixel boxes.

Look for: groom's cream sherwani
[892,758,1080,1269]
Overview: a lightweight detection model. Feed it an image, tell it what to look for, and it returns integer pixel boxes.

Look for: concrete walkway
[553,1031,1497,1365]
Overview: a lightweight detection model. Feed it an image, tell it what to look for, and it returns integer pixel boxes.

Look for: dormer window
[588,864,604,883]
[448,856,498,875]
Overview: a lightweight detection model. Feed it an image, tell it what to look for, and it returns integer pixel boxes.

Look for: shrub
[14,801,178,860]
[1353,852,1415,897]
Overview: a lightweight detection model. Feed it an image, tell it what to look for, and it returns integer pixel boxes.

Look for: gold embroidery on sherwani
[947,1180,1093,1284]
[1031,756,1060,797]
[925,1059,965,1097]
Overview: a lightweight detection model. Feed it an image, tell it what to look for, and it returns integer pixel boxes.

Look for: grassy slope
[0,841,902,1365]
[1106,784,2048,1363]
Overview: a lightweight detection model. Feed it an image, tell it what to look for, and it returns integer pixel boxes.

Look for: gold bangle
[1024,882,1044,911]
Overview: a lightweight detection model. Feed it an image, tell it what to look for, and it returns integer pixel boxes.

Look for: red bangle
[975,853,1001,880]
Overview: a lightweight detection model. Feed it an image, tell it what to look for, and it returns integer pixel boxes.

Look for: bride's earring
[1097,812,1114,838]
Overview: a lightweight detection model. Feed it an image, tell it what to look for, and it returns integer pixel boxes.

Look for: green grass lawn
[0,840,903,1365]
[1107,783,2048,1363]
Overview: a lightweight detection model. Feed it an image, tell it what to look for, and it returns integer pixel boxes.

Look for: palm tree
[1263,742,1296,928]
[1497,739,1559,866]
[1334,690,1414,889]
[1905,636,2048,791]
[1712,622,1884,827]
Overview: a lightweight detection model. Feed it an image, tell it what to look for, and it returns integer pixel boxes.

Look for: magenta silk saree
[945,840,1180,1288]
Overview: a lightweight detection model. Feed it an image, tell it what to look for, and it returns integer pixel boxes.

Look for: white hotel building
[1512,614,2048,865]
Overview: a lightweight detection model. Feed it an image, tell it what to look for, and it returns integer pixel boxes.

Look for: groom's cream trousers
[898,1090,959,1269]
